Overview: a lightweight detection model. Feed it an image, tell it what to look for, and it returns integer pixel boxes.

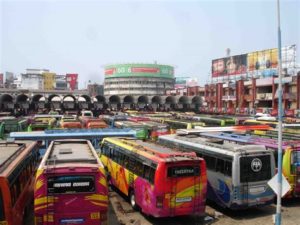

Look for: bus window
[216,159,225,173]
[203,155,216,170]
[47,175,95,194]
[143,166,155,184]
[0,190,4,221]
[224,161,232,176]
[240,155,271,183]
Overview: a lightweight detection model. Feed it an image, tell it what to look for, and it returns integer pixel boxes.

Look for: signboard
[267,173,291,197]
[211,45,296,81]
[105,64,174,79]
[212,54,247,77]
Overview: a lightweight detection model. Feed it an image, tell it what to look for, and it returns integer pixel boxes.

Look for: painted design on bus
[34,140,108,225]
[100,138,207,217]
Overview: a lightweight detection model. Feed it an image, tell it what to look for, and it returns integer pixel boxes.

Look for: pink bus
[34,140,108,225]
[100,138,207,217]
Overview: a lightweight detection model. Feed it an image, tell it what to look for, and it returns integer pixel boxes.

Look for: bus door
[47,174,99,225]
[167,165,200,215]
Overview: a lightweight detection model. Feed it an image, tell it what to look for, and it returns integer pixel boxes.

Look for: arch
[32,94,44,102]
[151,96,162,104]
[49,94,61,102]
[95,95,106,103]
[191,96,202,104]
[178,96,189,105]
[16,94,29,103]
[0,94,14,110]
[165,96,176,104]
[109,95,121,110]
[0,94,13,103]
[123,95,134,104]
[109,95,120,104]
[137,95,148,104]
[79,95,91,102]
[63,95,76,102]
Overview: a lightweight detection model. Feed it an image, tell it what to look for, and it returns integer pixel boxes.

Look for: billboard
[104,64,174,79]
[66,74,78,90]
[175,77,198,89]
[212,54,247,77]
[211,45,296,80]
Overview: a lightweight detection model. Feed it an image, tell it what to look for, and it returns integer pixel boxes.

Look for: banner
[212,54,247,77]
[211,45,296,79]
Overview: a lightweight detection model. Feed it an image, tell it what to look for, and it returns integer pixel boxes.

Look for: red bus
[100,138,207,217]
[0,141,40,225]
[34,140,108,225]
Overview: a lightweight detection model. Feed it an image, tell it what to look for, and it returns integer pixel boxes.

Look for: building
[43,72,56,90]
[88,83,104,96]
[202,45,299,116]
[20,69,49,90]
[0,73,3,88]
[55,75,68,90]
[104,63,175,96]
[4,72,15,88]
[66,74,78,91]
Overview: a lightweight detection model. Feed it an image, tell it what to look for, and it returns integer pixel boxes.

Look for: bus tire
[129,190,138,210]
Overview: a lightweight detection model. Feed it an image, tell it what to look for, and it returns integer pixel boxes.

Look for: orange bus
[0,141,40,225]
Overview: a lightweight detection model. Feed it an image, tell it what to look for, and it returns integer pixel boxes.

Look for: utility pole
[275,0,283,224]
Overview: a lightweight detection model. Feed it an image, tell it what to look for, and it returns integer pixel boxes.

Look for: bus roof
[42,139,100,166]
[0,141,36,174]
[104,138,198,163]
[158,134,267,157]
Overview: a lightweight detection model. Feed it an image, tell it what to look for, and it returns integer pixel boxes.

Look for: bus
[199,132,300,198]
[0,141,40,225]
[34,139,108,225]
[114,121,148,140]
[162,119,205,133]
[100,138,207,217]
[59,115,82,129]
[27,117,57,131]
[140,121,170,140]
[176,114,237,126]
[243,119,278,128]
[158,134,276,209]
[251,130,300,141]
[0,117,29,139]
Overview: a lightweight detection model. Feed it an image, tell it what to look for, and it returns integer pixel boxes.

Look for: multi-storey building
[104,63,174,96]
[202,72,300,116]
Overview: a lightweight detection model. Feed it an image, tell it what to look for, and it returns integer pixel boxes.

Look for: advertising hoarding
[212,54,247,77]
[211,45,296,81]
[104,64,174,79]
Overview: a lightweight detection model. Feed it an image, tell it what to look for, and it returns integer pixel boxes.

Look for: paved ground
[109,190,300,225]
[25,190,300,225]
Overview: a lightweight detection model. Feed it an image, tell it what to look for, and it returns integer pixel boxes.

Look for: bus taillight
[34,216,43,225]
[100,212,107,221]
[156,196,164,208]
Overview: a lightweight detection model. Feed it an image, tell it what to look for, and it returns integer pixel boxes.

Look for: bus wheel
[129,190,138,210]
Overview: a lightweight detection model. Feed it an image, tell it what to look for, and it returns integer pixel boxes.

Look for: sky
[0,0,299,88]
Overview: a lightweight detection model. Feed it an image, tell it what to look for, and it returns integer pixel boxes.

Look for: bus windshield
[47,175,95,194]
[292,151,300,164]
[240,155,271,183]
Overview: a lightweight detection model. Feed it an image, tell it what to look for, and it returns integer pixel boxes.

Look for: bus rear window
[0,190,5,220]
[240,155,271,183]
[48,176,95,194]
[167,166,200,177]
